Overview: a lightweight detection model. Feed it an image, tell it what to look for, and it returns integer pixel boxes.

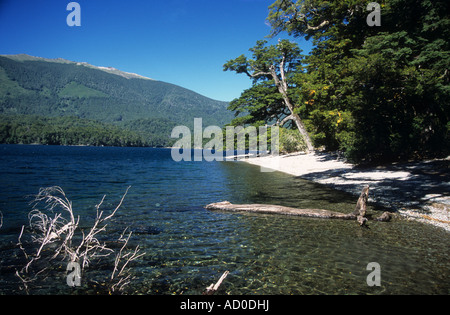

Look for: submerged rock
[132,225,163,235]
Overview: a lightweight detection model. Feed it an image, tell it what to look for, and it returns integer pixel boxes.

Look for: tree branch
[279,114,294,126]
[305,19,330,31]
[16,186,143,294]
[279,54,288,93]
[250,65,272,78]
[203,271,230,295]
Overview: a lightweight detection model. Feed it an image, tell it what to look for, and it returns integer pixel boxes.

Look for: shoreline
[242,152,450,232]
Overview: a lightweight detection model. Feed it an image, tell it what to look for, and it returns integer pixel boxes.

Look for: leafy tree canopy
[227,0,449,163]
[224,39,315,152]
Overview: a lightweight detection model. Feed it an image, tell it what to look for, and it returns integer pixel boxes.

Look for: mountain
[0,54,232,146]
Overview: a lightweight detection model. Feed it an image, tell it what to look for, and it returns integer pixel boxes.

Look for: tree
[265,0,450,163]
[224,39,315,153]
[226,82,283,127]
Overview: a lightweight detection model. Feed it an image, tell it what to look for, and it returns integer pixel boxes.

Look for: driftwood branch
[206,201,357,219]
[109,229,145,294]
[205,186,391,226]
[16,186,143,294]
[203,270,230,295]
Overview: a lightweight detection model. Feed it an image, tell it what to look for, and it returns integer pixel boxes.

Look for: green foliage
[223,0,449,163]
[226,82,285,127]
[263,0,450,163]
[223,39,315,154]
[279,128,306,153]
[220,124,279,153]
[224,39,314,150]
[122,117,178,147]
[59,81,109,98]
[0,115,171,147]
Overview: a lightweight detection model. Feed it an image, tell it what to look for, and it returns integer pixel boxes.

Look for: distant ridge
[1,54,154,80]
[0,54,232,147]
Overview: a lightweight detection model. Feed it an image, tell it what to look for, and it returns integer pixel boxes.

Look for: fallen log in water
[205,186,391,226]
[205,201,357,220]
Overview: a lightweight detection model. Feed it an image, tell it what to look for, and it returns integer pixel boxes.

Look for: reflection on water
[0,145,448,294]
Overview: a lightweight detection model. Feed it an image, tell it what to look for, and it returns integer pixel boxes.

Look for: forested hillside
[0,55,232,147]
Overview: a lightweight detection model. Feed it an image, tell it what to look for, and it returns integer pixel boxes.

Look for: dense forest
[225,0,449,164]
[0,55,232,147]
[0,115,176,147]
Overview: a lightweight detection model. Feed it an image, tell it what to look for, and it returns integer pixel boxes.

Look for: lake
[0,144,448,294]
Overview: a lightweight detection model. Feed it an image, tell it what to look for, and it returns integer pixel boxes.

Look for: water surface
[0,145,448,294]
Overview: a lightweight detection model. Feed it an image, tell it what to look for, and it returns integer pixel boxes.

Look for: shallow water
[0,145,448,294]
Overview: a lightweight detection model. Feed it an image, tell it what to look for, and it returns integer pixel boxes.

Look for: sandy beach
[242,152,450,231]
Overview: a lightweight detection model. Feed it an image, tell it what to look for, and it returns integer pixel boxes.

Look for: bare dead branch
[16,185,142,294]
[203,271,230,295]
[109,229,145,294]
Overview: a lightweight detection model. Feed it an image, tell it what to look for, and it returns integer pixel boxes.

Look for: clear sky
[0,0,311,101]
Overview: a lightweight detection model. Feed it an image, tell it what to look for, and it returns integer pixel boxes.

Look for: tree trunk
[270,65,315,153]
[205,186,391,226]
[290,112,315,153]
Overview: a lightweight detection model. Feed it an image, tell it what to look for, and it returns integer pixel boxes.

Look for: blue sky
[0,0,311,101]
